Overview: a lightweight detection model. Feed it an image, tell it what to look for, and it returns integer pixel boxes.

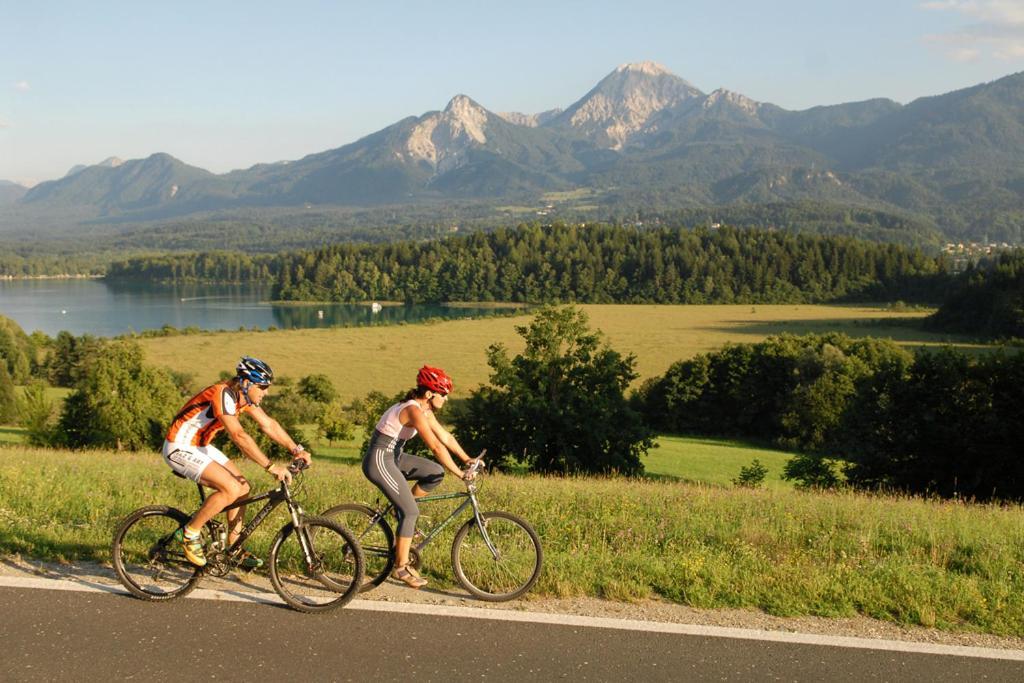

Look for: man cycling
[162,356,310,567]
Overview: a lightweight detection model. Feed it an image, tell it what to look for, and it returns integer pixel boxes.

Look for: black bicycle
[322,458,542,602]
[112,459,365,613]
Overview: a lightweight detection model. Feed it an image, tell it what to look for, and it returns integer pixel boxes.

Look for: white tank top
[375,399,421,440]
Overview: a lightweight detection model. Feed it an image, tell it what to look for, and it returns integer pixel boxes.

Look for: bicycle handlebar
[288,457,309,474]
[464,449,487,481]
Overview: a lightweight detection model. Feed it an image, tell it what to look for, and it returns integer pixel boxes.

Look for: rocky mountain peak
[554,62,703,149]
[404,94,493,172]
[497,108,563,127]
[616,61,672,76]
[703,89,761,116]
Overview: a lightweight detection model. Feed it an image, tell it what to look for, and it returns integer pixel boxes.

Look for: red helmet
[417,365,453,394]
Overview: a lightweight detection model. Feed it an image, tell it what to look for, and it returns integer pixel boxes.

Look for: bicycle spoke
[452,511,542,602]
[320,503,395,591]
[269,517,364,613]
[113,507,202,601]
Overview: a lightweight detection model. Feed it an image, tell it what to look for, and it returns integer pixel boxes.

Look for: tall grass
[1,445,1021,636]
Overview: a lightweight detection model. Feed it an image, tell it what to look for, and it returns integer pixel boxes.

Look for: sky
[3,0,1024,186]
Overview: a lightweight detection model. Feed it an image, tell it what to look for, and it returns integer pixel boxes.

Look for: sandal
[392,564,428,589]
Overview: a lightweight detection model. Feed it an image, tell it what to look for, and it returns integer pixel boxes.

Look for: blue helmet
[236,356,274,385]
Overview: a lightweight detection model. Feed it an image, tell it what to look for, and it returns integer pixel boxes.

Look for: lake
[0,279,523,337]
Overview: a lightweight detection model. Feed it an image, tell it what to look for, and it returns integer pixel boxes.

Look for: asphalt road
[1,587,1021,682]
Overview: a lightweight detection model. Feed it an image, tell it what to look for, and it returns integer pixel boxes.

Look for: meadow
[1,445,1021,636]
[4,303,1016,635]
[136,304,962,403]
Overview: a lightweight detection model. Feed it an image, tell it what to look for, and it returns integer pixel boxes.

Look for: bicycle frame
[191,479,312,562]
[372,484,502,560]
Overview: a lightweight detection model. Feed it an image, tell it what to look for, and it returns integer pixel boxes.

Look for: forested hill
[926,250,1024,339]
[108,223,950,305]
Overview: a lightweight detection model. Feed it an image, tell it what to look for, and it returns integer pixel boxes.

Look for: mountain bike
[322,458,542,602]
[112,459,365,613]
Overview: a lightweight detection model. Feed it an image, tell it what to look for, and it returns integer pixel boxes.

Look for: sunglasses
[255,383,271,390]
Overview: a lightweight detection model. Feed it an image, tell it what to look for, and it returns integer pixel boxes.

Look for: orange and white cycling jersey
[166,382,252,447]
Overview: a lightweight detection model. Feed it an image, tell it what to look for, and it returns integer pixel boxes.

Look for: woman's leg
[363,444,421,567]
[398,453,445,499]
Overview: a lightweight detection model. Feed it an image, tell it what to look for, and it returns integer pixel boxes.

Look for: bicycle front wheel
[268,516,364,613]
[112,505,203,601]
[321,503,395,592]
[451,511,542,602]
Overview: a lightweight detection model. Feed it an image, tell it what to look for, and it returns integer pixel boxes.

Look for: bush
[732,459,768,488]
[0,363,16,424]
[17,381,56,446]
[782,453,842,490]
[55,340,181,450]
[298,374,338,404]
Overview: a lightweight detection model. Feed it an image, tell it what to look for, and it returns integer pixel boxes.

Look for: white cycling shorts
[162,440,230,482]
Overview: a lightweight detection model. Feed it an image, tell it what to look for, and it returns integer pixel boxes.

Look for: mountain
[23,153,217,214]
[11,64,1024,243]
[547,61,704,148]
[64,156,126,178]
[0,180,29,205]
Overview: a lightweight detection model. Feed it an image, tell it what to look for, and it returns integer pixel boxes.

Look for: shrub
[732,459,768,488]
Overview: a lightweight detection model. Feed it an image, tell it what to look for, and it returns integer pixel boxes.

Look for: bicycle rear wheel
[451,511,542,602]
[268,516,364,613]
[320,503,395,592]
[112,505,203,601]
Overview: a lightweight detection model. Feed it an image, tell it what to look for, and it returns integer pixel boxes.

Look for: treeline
[106,251,279,283]
[0,248,110,277]
[270,223,949,304]
[634,333,1024,500]
[926,249,1024,340]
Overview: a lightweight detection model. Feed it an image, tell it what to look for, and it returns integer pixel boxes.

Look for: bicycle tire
[268,516,365,613]
[451,510,542,602]
[320,503,395,592]
[112,505,203,601]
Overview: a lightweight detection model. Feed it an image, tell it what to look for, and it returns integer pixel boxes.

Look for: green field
[1,445,1021,635]
[136,304,966,404]
[644,436,796,489]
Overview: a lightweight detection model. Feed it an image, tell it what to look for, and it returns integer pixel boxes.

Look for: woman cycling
[363,365,478,588]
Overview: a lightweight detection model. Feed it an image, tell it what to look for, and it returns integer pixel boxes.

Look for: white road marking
[1,574,1022,662]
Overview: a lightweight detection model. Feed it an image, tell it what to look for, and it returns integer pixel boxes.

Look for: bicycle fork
[288,503,323,577]
[469,496,503,562]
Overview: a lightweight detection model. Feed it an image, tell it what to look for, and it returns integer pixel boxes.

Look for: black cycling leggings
[362,431,444,537]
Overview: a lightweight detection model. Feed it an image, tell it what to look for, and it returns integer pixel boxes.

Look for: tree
[55,340,182,450]
[456,306,653,475]
[17,381,56,446]
[298,374,338,404]
[317,401,355,445]
[0,363,16,424]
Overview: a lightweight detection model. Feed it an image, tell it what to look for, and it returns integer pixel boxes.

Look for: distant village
[942,240,1020,271]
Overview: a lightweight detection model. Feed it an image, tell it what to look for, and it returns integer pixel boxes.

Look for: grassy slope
[137,304,964,404]
[1,445,1021,636]
[645,436,795,489]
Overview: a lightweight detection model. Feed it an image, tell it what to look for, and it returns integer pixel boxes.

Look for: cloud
[0,119,9,129]
[14,81,30,92]
[921,1,1024,60]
